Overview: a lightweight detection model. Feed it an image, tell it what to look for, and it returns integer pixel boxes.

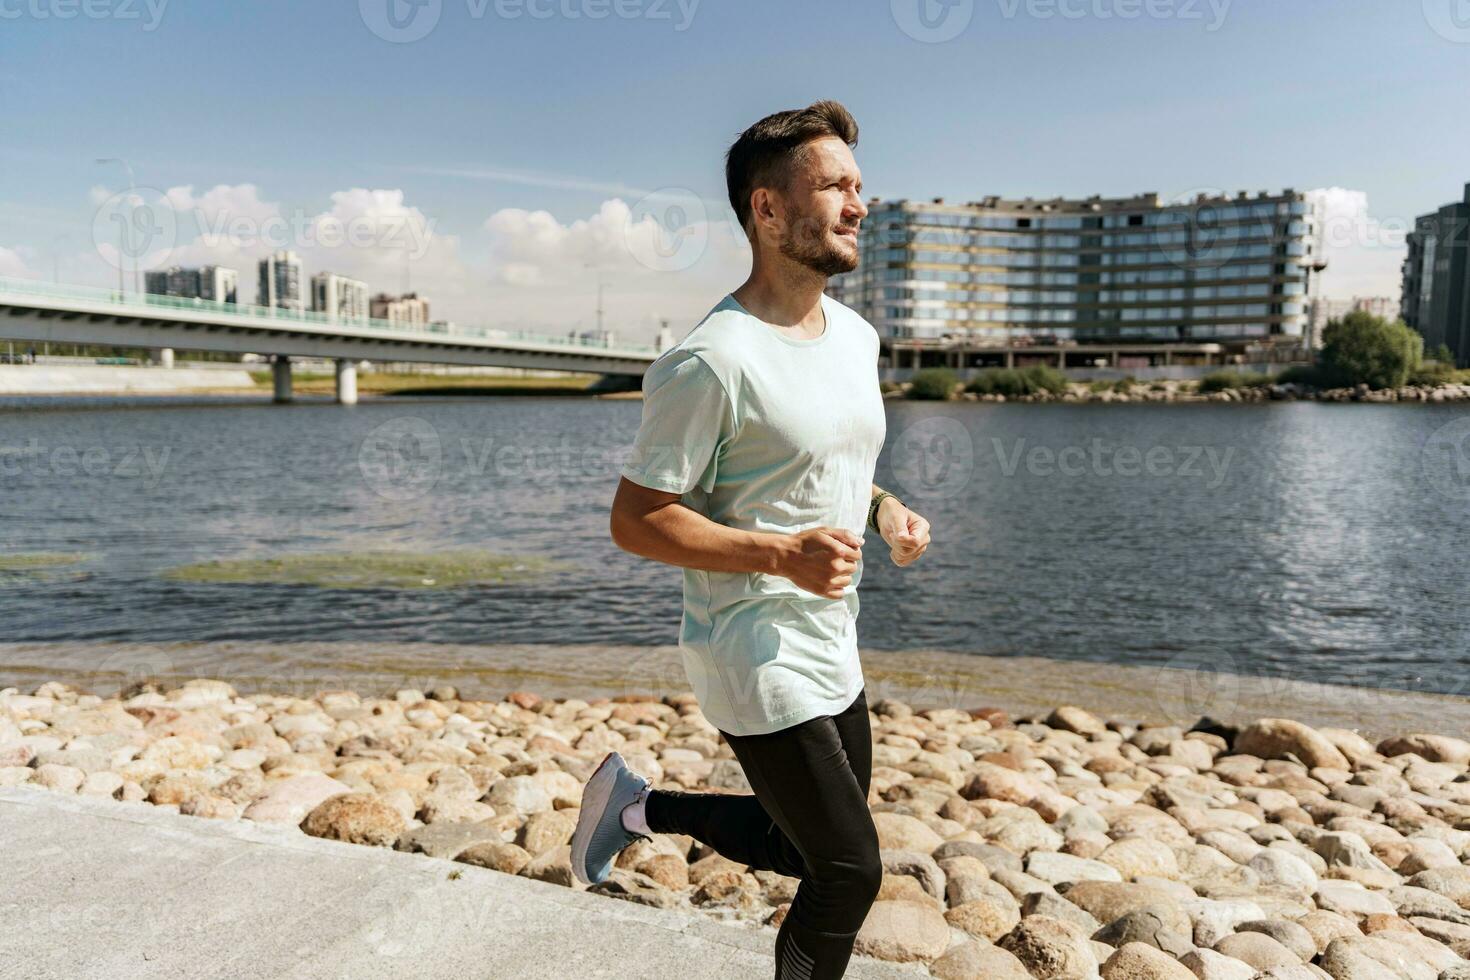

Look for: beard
[778,205,859,277]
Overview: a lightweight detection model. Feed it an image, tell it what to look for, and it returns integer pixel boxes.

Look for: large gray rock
[1248,848,1319,896]
[1029,851,1124,886]
[1235,719,1350,770]
[1212,931,1301,971]
[1093,908,1194,958]
[852,899,950,963]
[244,773,353,825]
[1179,948,1256,980]
[999,915,1100,979]
[929,939,1032,980]
[881,848,946,902]
[1377,734,1470,767]
[1101,942,1197,980]
[1319,935,1440,980]
[1314,881,1398,919]
[300,792,406,847]
[588,869,680,910]
[1314,831,1394,873]
[1236,920,1317,962]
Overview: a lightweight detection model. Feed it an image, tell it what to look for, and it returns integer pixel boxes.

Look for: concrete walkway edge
[0,788,929,980]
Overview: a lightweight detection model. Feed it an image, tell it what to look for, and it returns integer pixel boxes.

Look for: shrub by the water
[1319,311,1422,389]
[1088,376,1136,394]
[965,365,1067,397]
[1274,364,1323,387]
[907,367,959,400]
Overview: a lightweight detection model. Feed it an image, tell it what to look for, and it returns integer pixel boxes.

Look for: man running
[573,100,931,979]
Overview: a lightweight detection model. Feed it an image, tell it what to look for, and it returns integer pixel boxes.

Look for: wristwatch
[868,491,900,532]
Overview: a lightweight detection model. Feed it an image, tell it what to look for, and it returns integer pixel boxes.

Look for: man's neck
[731,251,828,336]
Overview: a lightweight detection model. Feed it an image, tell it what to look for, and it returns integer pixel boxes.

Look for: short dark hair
[725,100,859,235]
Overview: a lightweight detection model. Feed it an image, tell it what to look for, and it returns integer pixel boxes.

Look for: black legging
[644,687,881,980]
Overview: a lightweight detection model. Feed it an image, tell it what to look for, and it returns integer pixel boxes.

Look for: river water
[1,394,1467,700]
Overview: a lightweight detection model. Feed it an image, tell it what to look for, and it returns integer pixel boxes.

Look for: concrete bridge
[0,277,660,404]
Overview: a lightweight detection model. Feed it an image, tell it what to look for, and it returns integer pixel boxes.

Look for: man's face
[770,137,867,277]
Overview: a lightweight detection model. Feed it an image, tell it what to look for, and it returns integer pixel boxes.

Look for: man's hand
[875,498,930,567]
[775,526,864,599]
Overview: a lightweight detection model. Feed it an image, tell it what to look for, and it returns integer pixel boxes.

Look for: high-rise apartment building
[1402,183,1470,367]
[828,189,1327,367]
[311,272,369,323]
[258,251,303,312]
[369,292,430,328]
[145,265,237,303]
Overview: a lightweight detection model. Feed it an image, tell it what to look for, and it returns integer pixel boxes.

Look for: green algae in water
[162,551,564,590]
[0,553,93,583]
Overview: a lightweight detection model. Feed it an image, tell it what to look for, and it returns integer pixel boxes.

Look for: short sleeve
[620,350,733,495]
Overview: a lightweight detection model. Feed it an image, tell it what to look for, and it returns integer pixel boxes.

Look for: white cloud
[477,196,750,341]
[21,184,752,345]
[0,245,33,278]
[1310,186,1408,303]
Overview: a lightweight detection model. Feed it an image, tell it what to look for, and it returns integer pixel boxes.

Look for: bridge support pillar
[155,348,175,369]
[272,356,293,403]
[335,359,358,406]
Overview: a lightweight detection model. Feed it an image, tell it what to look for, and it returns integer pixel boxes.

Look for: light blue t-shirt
[619,292,887,736]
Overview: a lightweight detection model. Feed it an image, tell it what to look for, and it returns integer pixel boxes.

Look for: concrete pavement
[0,787,928,980]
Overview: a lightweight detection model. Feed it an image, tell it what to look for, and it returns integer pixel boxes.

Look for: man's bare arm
[610,477,863,600]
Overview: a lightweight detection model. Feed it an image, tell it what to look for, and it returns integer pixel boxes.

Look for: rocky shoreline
[924,381,1470,405]
[4,678,1469,979]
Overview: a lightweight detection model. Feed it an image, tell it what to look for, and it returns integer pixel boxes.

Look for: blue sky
[2,0,1467,339]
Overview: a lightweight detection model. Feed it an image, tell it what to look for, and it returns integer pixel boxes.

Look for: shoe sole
[570,751,621,885]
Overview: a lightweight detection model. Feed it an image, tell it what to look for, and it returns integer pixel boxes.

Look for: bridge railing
[0,276,660,356]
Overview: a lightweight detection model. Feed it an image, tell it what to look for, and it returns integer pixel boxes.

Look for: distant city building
[258,251,303,312]
[1349,296,1398,320]
[828,189,1327,365]
[145,265,238,304]
[199,266,238,304]
[311,272,369,323]
[1401,182,1470,367]
[1308,295,1397,348]
[370,291,430,328]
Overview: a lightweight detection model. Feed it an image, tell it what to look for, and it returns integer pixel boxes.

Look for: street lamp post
[95,157,141,297]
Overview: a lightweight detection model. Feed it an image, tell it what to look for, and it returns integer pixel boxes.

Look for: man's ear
[749,187,780,235]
